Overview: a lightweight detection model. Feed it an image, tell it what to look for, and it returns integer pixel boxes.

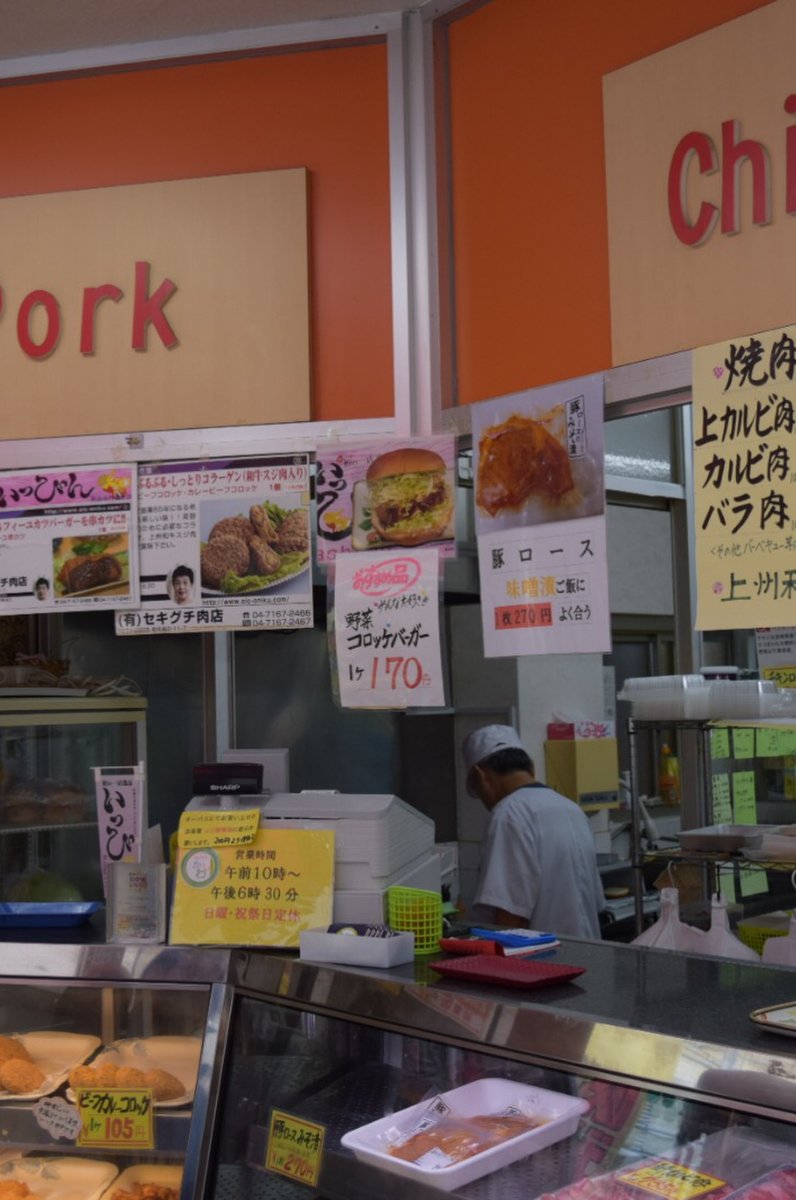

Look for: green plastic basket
[386,886,443,955]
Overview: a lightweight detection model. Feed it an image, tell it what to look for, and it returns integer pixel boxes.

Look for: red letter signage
[132,261,178,351]
[668,131,719,247]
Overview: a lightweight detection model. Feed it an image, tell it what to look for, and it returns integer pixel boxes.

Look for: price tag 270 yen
[76,1088,154,1149]
[266,1109,326,1188]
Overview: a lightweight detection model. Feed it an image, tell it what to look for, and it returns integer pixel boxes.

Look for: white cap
[462,724,525,772]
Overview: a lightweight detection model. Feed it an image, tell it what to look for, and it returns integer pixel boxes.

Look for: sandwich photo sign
[315,437,456,564]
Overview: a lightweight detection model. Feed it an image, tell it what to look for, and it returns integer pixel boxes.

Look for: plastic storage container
[340,1077,589,1192]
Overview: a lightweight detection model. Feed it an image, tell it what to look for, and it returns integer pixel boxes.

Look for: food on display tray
[68,1036,201,1108]
[0,1032,100,1102]
[99,1164,182,1200]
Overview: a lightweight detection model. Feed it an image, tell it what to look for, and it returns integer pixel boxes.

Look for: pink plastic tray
[428,956,585,989]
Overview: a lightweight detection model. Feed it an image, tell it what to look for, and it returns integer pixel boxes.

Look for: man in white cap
[463,724,604,939]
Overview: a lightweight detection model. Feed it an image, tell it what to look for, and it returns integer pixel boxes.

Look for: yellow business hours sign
[169,809,334,946]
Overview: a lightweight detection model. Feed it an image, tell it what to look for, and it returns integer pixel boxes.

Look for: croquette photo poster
[315,436,457,565]
[116,454,313,636]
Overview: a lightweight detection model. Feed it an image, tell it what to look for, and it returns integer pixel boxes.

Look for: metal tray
[677,825,766,852]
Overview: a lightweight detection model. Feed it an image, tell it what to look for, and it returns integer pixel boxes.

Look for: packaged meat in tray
[537,1128,796,1199]
[340,1076,588,1191]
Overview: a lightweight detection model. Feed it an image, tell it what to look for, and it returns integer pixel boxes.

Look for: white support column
[387,11,442,437]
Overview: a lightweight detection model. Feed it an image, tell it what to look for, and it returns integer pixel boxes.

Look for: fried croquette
[0,1036,31,1065]
[0,1181,36,1198]
[208,516,256,545]
[0,1056,45,1093]
[142,1068,185,1101]
[274,509,309,553]
[250,504,278,543]
[115,1066,148,1088]
[68,1064,99,1089]
[200,534,250,589]
[249,536,281,576]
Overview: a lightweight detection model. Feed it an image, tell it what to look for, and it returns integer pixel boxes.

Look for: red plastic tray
[428,955,585,990]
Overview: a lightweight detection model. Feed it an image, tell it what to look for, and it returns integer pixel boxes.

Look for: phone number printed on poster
[0,464,139,613]
[333,548,446,708]
[116,455,313,635]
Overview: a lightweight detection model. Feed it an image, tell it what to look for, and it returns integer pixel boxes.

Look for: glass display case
[0,696,147,903]
[1,939,795,1198]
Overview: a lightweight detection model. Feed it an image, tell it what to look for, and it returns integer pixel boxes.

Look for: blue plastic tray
[0,902,103,928]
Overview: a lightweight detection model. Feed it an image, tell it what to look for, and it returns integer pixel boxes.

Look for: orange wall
[0,44,393,425]
[446,0,774,406]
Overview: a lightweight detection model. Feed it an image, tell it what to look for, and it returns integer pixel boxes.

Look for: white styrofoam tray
[300,928,415,967]
[340,1077,589,1191]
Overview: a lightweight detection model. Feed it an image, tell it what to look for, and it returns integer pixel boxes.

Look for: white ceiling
[0,0,434,65]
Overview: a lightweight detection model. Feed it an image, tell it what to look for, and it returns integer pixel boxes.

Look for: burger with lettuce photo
[365,447,454,547]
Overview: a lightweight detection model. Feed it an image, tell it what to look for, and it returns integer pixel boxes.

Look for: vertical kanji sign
[694,325,796,630]
[93,764,145,898]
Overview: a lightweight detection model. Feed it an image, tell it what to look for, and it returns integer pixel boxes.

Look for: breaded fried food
[0,1056,45,1093]
[209,516,256,545]
[142,1067,184,1101]
[274,509,309,554]
[115,1066,147,1088]
[250,505,278,543]
[200,534,250,589]
[68,1064,99,1089]
[111,1186,179,1200]
[0,1181,35,1198]
[94,1062,121,1087]
[249,536,280,576]
[0,1035,31,1065]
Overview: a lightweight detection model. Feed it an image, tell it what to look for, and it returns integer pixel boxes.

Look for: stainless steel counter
[2,937,795,1122]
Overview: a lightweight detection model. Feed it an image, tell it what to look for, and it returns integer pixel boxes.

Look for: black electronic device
[192,761,264,796]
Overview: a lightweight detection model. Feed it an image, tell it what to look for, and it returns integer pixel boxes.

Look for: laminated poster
[315,436,456,564]
[116,455,312,635]
[470,375,610,657]
[0,464,139,613]
[694,324,796,630]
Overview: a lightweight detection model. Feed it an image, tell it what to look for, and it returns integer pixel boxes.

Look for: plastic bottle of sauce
[658,743,680,806]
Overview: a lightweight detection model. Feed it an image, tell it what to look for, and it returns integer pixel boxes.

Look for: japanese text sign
[93,765,144,899]
[76,1088,154,1150]
[266,1109,326,1188]
[617,1161,726,1200]
[169,827,334,947]
[178,809,260,849]
[477,515,611,657]
[471,375,609,657]
[315,436,456,564]
[694,325,796,629]
[756,627,796,689]
[116,454,312,636]
[331,547,446,708]
[0,464,139,613]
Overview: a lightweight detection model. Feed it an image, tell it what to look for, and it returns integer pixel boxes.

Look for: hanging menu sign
[694,325,796,630]
[0,464,139,612]
[471,374,609,657]
[116,455,312,635]
[331,547,446,709]
[93,765,145,898]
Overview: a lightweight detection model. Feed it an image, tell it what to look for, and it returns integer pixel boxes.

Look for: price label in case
[75,1088,154,1149]
[617,1161,727,1200]
[265,1109,325,1188]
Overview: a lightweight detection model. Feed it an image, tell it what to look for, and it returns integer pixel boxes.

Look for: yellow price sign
[265,1109,325,1188]
[617,1161,727,1199]
[76,1088,154,1149]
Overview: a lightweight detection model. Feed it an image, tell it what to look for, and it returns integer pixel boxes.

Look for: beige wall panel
[604,1,796,365]
[0,169,310,438]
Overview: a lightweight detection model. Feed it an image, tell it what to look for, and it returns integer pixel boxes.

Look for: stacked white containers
[262,792,439,923]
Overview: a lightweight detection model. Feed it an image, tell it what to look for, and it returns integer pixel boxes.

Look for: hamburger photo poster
[315,436,457,565]
[471,374,611,658]
[0,463,139,614]
[116,454,313,636]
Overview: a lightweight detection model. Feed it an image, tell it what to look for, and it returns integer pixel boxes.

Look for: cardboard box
[544,738,619,807]
[546,720,615,740]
